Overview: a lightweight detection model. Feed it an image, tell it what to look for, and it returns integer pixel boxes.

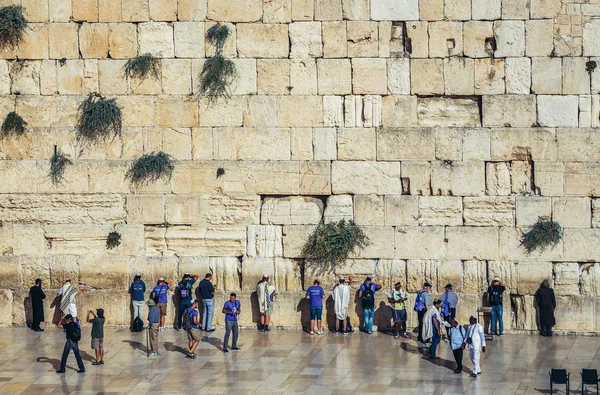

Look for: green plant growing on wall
[216,167,225,178]
[586,60,597,74]
[303,220,370,264]
[520,219,563,254]
[106,231,121,249]
[49,146,72,185]
[0,5,27,50]
[123,53,160,81]
[125,151,174,186]
[199,24,237,105]
[1,111,27,136]
[76,93,122,144]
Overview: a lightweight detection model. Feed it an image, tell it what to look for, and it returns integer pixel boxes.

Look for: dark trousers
[60,340,85,371]
[541,325,553,335]
[417,310,426,342]
[177,301,191,329]
[452,348,463,372]
[32,313,42,330]
[224,320,238,350]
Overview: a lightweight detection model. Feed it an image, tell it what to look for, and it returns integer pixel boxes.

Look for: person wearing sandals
[185,300,201,359]
[87,309,105,366]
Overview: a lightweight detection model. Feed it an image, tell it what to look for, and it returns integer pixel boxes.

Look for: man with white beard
[332,275,352,334]
[465,315,486,377]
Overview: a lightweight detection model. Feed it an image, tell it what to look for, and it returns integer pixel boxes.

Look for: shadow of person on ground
[37,356,61,371]
[122,339,147,354]
[163,341,188,356]
[202,334,225,351]
[79,349,95,362]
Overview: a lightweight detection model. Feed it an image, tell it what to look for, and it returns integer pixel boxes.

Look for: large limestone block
[370,0,418,20]
[165,195,200,225]
[157,95,197,127]
[387,58,410,94]
[324,195,353,223]
[418,196,462,226]
[406,21,429,58]
[99,0,122,22]
[73,0,99,21]
[79,23,109,59]
[446,227,499,260]
[178,0,208,21]
[526,20,554,57]
[198,194,260,226]
[381,95,418,127]
[264,0,292,22]
[291,128,313,160]
[401,161,430,196]
[138,23,174,57]
[291,0,314,20]
[564,229,600,261]
[472,0,500,19]
[290,59,316,94]
[45,224,112,255]
[322,21,347,58]
[485,162,511,196]
[207,0,261,21]
[20,256,50,289]
[257,59,289,95]
[428,21,463,58]
[122,0,149,21]
[289,22,322,58]
[130,255,178,283]
[513,161,533,195]
[584,20,600,56]
[562,57,589,95]
[531,58,561,94]
[488,260,517,292]
[385,196,419,226]
[332,161,402,194]
[517,261,552,295]
[0,257,21,290]
[164,226,246,257]
[98,59,128,95]
[282,225,317,258]
[581,263,600,296]
[462,260,487,293]
[0,290,13,326]
[406,259,438,293]
[261,197,323,225]
[350,226,395,259]
[377,128,435,160]
[554,296,596,332]
[417,98,480,127]
[537,95,579,127]
[277,95,322,127]
[354,194,385,226]
[11,61,41,95]
[436,260,462,294]
[50,256,80,288]
[242,257,301,291]
[313,128,337,160]
[535,162,564,197]
[18,23,49,59]
[8,224,45,256]
[337,128,376,160]
[482,95,536,127]
[431,161,485,197]
[500,227,563,261]
[464,197,515,226]
[463,21,494,58]
[80,255,130,290]
[490,128,557,161]
[317,58,351,95]
[149,0,177,20]
[237,24,289,58]
[247,225,283,258]
[411,59,444,95]
[174,22,205,58]
[557,128,600,161]
[126,195,166,224]
[77,290,130,325]
[322,95,343,127]
[444,58,474,95]
[213,127,290,160]
[0,194,125,224]
[300,161,331,195]
[396,227,445,259]
[347,21,379,57]
[516,196,552,227]
[553,262,580,296]
[552,197,591,228]
[444,0,470,19]
[494,20,525,57]
[564,162,600,197]
[474,58,505,95]
[530,0,560,18]
[352,58,387,95]
[179,256,241,292]
[419,0,443,20]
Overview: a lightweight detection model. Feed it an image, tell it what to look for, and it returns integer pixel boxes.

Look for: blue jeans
[491,305,503,335]
[428,331,441,358]
[177,300,191,329]
[202,299,214,330]
[363,307,374,333]
[60,339,84,372]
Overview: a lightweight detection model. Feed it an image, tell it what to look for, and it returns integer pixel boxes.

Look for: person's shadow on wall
[22,295,32,327]
[375,301,393,333]
[296,298,310,332]
[325,295,336,332]
[250,291,260,330]
[50,295,62,325]
[353,290,364,331]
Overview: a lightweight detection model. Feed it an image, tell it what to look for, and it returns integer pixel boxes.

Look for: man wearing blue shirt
[358,277,382,334]
[185,299,201,359]
[151,277,170,331]
[222,293,241,352]
[305,279,326,335]
[129,273,146,323]
[443,318,467,373]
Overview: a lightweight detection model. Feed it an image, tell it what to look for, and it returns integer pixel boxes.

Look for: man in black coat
[535,279,556,337]
[29,279,46,332]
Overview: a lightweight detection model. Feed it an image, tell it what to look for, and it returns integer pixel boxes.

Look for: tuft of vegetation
[0,5,27,50]
[206,23,230,54]
[123,53,160,82]
[198,23,237,105]
[586,60,597,74]
[216,167,225,178]
[302,220,370,264]
[58,58,66,67]
[106,231,121,249]
[125,151,174,186]
[76,93,122,144]
[520,219,563,254]
[1,111,27,136]
[49,146,72,185]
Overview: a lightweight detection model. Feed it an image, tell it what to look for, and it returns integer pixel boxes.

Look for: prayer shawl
[60,283,77,315]
[333,284,351,320]
[257,281,274,313]
[422,305,441,341]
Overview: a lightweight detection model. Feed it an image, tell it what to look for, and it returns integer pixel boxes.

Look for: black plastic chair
[581,369,599,395]
[549,369,570,394]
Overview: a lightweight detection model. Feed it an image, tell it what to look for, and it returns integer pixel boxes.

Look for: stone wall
[0,0,599,334]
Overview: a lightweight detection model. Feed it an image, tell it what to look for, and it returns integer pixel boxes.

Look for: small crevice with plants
[302,220,370,265]
[76,93,122,145]
[106,231,121,249]
[49,145,72,185]
[124,53,161,82]
[520,219,562,254]
[125,151,175,187]
[0,5,27,50]
[1,111,27,137]
[198,23,237,105]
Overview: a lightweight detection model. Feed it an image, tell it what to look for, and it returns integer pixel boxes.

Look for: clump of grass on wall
[106,231,121,249]
[0,5,27,50]
[586,60,597,74]
[123,53,160,81]
[76,93,122,144]
[1,111,27,136]
[303,220,370,264]
[198,23,237,105]
[125,151,174,186]
[49,146,72,185]
[520,219,562,254]
[206,23,230,54]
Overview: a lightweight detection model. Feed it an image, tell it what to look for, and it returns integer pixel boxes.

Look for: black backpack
[71,324,81,342]
[182,309,193,332]
[361,283,375,309]
[131,316,144,332]
[179,281,192,299]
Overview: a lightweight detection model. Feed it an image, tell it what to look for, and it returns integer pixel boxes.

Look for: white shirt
[466,323,486,348]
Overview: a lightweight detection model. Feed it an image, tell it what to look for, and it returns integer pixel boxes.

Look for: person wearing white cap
[129,273,146,324]
[487,276,506,336]
[332,275,353,334]
[465,315,486,377]
[151,277,171,331]
[256,274,276,332]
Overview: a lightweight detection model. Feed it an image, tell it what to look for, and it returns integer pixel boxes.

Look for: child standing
[87,309,105,365]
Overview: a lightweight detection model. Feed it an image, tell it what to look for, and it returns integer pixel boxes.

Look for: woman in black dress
[534,279,556,337]
[29,279,46,331]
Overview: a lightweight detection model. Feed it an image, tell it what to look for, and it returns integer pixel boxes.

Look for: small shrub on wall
[106,231,121,249]
[49,146,72,185]
[303,220,370,264]
[124,53,160,82]
[76,93,122,145]
[125,151,174,187]
[0,5,27,50]
[198,24,237,105]
[520,219,562,254]
[1,111,27,136]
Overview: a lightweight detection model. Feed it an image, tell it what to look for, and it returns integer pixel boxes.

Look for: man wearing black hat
[415,282,432,344]
[56,314,85,373]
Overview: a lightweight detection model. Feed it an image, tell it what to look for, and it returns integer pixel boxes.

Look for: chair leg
[550,382,552,394]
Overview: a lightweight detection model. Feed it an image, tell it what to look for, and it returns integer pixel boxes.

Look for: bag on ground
[131,316,144,332]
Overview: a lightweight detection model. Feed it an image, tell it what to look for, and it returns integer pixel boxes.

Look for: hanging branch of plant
[302,220,370,265]
[0,5,27,50]
[76,93,122,145]
[125,151,175,187]
[49,146,72,185]
[1,111,27,136]
[123,53,161,82]
[198,23,237,105]
[520,219,562,254]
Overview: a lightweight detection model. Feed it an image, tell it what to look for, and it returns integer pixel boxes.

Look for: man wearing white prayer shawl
[256,274,276,332]
[332,275,352,334]
[465,315,486,377]
[58,278,79,323]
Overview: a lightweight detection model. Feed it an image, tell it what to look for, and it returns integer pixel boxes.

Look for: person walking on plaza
[223,293,241,352]
[129,273,146,323]
[359,277,381,334]
[58,278,79,324]
[87,309,105,365]
[184,299,201,359]
[388,281,409,339]
[487,276,505,336]
[177,273,198,331]
[151,277,170,331]
[466,315,486,377]
[443,318,467,374]
[423,299,443,359]
[56,314,85,373]
[535,279,556,337]
[147,299,160,357]
[415,282,432,344]
[30,278,46,332]
[441,284,458,339]
[199,273,215,332]
[257,274,276,332]
[306,279,326,335]
[332,275,352,334]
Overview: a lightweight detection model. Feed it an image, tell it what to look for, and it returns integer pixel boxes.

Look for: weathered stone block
[80,255,130,290]
[178,0,208,21]
[213,127,290,160]
[463,260,487,293]
[237,24,289,58]
[247,225,283,258]
[174,22,204,58]
[45,224,111,255]
[428,21,462,58]
[282,225,316,258]
[323,195,353,223]
[406,21,429,58]
[313,128,337,160]
[396,227,445,259]
[554,295,596,332]
[530,0,561,18]
[505,57,531,94]
[401,161,431,196]
[517,261,552,295]
[206,0,261,21]
[352,58,387,95]
[164,226,246,257]
[332,161,402,194]
[411,59,444,95]
[463,21,494,58]
[277,96,322,127]
[350,226,394,259]
[443,58,474,95]
[584,20,600,56]
[261,196,323,225]
[257,59,289,95]
[322,21,347,58]
[537,95,579,127]
[381,96,418,127]
[488,260,517,292]
[564,229,600,261]
[431,161,485,197]
[138,22,174,57]
[553,262,580,296]
[49,23,79,59]
[482,95,537,127]
[347,21,379,57]
[370,0,418,20]
[464,197,515,226]
[405,259,438,293]
[354,195,385,226]
[581,263,600,296]
[526,20,553,57]
[289,22,322,58]
[500,227,563,261]
[317,58,352,95]
[475,58,505,94]
[385,196,419,226]
[387,58,410,94]
[472,0,500,19]
[418,196,462,226]
[73,0,99,21]
[552,197,590,229]
[485,162,511,195]
[108,23,137,59]
[417,98,480,127]
[447,227,499,260]
[494,20,525,57]
[198,194,260,226]
[515,196,552,228]
[377,128,435,160]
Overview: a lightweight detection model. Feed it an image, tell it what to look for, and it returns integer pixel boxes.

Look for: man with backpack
[443,318,467,373]
[177,273,199,331]
[441,284,458,340]
[56,314,85,373]
[415,282,432,344]
[183,299,201,359]
[358,277,381,334]
[151,277,170,331]
[129,273,146,329]
[487,276,505,336]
